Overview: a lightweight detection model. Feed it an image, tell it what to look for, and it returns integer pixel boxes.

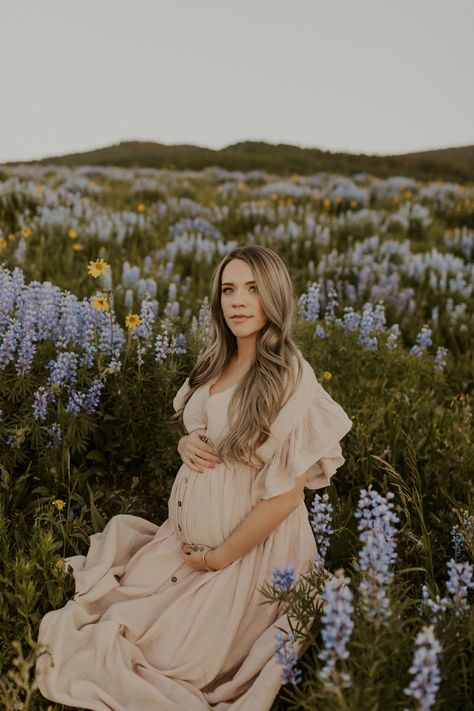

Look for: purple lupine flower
[47,352,79,388]
[0,321,19,370]
[355,487,399,623]
[273,632,302,685]
[434,346,448,371]
[317,574,354,690]
[358,303,379,351]
[372,302,387,332]
[45,423,63,449]
[32,386,56,421]
[386,323,401,349]
[450,524,465,558]
[419,584,449,624]
[445,558,474,617]
[171,333,187,355]
[310,493,334,568]
[298,282,321,321]
[403,624,442,711]
[83,377,104,414]
[15,298,37,374]
[410,324,432,356]
[272,565,296,593]
[134,298,157,339]
[341,306,361,332]
[107,349,122,374]
[64,389,86,415]
[155,331,171,363]
[324,286,339,323]
[314,325,326,339]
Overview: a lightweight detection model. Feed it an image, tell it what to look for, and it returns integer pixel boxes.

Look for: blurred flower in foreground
[403,624,442,711]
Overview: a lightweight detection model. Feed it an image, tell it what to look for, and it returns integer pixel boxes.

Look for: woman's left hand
[179,542,216,571]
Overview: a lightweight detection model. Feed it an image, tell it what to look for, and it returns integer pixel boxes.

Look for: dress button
[178,524,182,531]
[171,576,177,583]
[178,501,182,506]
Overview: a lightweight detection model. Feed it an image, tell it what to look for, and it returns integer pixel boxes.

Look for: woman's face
[220,258,267,339]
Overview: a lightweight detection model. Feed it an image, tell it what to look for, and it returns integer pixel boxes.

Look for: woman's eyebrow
[222,280,256,286]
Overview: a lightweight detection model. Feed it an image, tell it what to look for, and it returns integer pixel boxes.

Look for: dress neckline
[207,380,239,398]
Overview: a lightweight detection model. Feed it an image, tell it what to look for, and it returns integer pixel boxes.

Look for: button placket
[172,475,190,583]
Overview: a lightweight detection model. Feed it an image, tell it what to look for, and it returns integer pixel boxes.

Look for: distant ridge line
[2,139,473,182]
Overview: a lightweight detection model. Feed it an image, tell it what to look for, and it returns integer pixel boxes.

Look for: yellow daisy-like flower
[72,243,84,251]
[125,313,141,329]
[350,200,358,208]
[52,499,66,510]
[36,186,45,194]
[21,226,32,238]
[322,371,332,380]
[323,198,332,209]
[8,233,16,241]
[68,228,78,239]
[137,203,146,213]
[0,238,7,250]
[54,559,64,569]
[92,295,110,312]
[87,258,111,279]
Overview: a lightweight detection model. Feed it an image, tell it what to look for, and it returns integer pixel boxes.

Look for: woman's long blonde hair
[172,244,304,467]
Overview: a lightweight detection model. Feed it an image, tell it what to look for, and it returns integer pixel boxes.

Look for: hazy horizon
[2,0,473,163]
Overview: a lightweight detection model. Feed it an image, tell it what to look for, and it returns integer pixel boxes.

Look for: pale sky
[1,0,473,163]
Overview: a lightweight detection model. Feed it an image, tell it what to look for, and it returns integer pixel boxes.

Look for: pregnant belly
[168,462,255,548]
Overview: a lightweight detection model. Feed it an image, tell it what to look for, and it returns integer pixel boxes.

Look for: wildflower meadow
[0,163,473,710]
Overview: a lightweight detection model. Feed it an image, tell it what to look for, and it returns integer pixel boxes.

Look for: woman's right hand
[178,429,222,473]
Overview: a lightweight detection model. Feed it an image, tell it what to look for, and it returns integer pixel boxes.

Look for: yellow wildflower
[92,295,110,312]
[72,243,84,251]
[350,200,358,208]
[323,198,331,209]
[52,499,66,510]
[54,559,64,570]
[137,203,146,213]
[8,233,16,241]
[21,226,32,238]
[68,228,78,239]
[0,238,7,250]
[322,371,332,380]
[125,313,141,329]
[87,258,111,279]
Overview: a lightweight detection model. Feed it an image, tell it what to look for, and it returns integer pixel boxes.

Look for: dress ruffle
[172,377,190,412]
[252,375,353,501]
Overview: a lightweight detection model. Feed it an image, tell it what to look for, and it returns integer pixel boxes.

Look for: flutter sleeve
[172,377,191,413]
[252,361,353,502]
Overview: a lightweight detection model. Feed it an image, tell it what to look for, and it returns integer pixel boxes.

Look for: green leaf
[90,498,106,533]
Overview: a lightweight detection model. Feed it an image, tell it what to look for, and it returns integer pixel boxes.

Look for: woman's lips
[231,316,250,322]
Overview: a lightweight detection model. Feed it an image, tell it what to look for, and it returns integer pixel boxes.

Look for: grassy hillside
[3,140,473,183]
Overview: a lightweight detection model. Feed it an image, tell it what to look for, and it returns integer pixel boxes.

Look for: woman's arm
[208,473,307,570]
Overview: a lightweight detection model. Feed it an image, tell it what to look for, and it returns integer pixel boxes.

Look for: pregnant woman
[35,244,353,710]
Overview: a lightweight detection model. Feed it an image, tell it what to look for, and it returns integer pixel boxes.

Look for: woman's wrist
[207,546,231,570]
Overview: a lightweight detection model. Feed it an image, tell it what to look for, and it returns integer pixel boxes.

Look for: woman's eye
[222,287,257,294]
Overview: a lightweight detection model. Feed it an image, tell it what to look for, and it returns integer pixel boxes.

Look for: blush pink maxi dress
[35,356,353,710]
